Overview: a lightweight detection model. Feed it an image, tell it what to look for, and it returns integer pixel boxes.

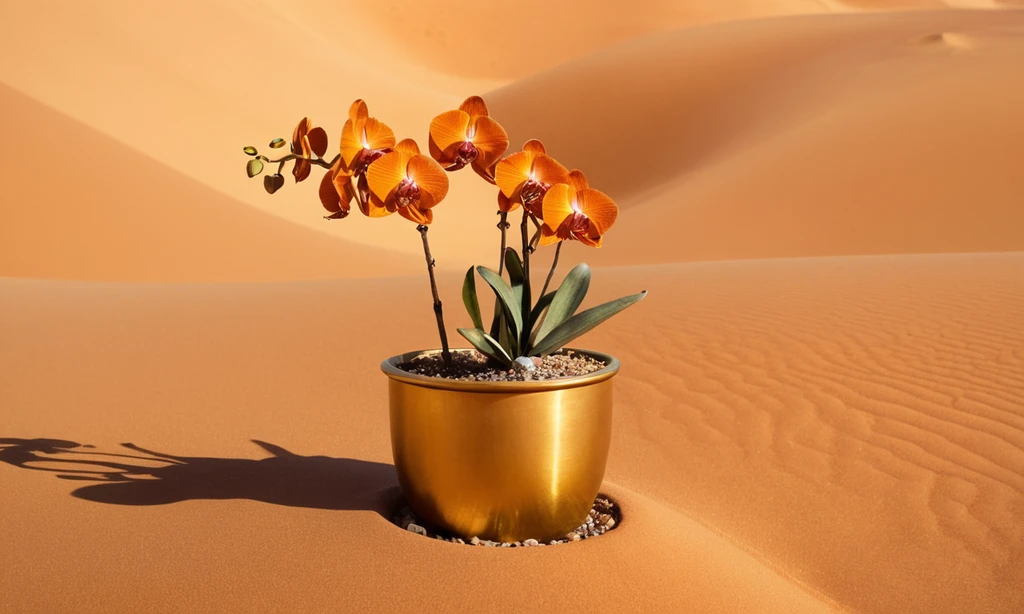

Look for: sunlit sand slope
[0,85,418,282]
[488,10,1024,267]
[2,252,1021,612]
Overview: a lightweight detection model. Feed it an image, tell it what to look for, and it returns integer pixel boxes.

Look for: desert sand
[2,1,1023,613]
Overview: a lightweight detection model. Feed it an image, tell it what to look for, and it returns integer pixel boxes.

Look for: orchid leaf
[476,266,522,343]
[530,291,648,357]
[458,328,514,368]
[532,263,590,345]
[462,267,484,330]
[529,291,557,333]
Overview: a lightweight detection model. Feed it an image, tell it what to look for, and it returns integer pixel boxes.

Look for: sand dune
[2,4,1021,270]
[488,10,1024,267]
[350,0,1014,79]
[3,2,1023,612]
[2,252,1021,612]
[0,84,419,282]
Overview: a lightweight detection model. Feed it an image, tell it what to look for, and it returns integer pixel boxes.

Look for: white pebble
[406,523,427,536]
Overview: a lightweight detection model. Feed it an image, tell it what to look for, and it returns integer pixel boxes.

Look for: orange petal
[532,154,570,187]
[332,165,355,205]
[395,138,421,156]
[308,127,328,158]
[523,139,546,154]
[292,117,310,149]
[497,191,520,213]
[319,167,342,213]
[362,118,396,151]
[567,170,589,191]
[428,134,450,165]
[469,115,509,170]
[429,110,470,155]
[576,230,602,248]
[541,183,575,229]
[349,99,368,123]
[360,192,392,218]
[293,157,311,183]
[578,188,617,234]
[407,154,449,208]
[459,96,489,120]
[366,151,407,203]
[495,151,534,198]
[340,119,362,168]
[399,205,433,225]
[539,228,562,246]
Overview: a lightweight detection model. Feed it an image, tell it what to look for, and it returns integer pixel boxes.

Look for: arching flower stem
[519,208,533,351]
[539,241,562,299]
[418,224,453,369]
[263,152,340,170]
[497,211,510,275]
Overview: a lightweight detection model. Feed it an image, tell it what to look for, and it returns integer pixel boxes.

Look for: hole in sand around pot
[391,493,623,547]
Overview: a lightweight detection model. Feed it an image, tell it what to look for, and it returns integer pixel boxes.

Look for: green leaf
[243,146,258,156]
[529,291,557,333]
[269,138,287,149]
[530,291,648,357]
[497,311,514,357]
[527,290,558,349]
[263,173,284,194]
[246,158,264,178]
[504,249,525,355]
[476,266,522,344]
[532,263,590,347]
[462,267,484,330]
[458,328,514,368]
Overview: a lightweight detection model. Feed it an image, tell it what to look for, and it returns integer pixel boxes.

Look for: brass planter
[382,348,618,543]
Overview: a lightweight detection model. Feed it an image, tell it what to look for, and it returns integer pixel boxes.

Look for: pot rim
[381,347,620,393]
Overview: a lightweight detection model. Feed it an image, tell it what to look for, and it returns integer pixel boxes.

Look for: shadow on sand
[0,437,399,516]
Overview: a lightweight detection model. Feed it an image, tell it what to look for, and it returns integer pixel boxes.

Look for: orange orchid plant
[242,96,645,372]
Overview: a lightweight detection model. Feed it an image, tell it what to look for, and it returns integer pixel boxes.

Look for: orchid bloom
[366,138,450,225]
[540,170,618,248]
[494,139,570,218]
[340,99,396,175]
[291,118,329,183]
[428,96,509,182]
[318,159,356,220]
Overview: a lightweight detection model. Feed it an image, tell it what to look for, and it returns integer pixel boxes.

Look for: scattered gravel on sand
[398,350,606,382]
[393,495,621,546]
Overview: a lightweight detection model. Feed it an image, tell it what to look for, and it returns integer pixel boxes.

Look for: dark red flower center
[455,141,479,166]
[353,148,390,174]
[564,211,591,239]
[520,179,551,208]
[395,179,421,208]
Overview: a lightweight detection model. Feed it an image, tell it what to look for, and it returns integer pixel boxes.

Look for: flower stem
[264,153,339,170]
[539,241,562,299]
[520,208,532,351]
[418,224,452,369]
[497,211,509,275]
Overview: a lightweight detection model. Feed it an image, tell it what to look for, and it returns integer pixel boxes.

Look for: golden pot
[382,348,618,543]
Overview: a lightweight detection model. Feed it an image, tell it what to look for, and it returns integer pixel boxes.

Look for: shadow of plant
[0,437,398,514]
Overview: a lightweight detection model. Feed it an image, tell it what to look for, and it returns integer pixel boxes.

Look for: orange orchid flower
[291,118,329,183]
[428,96,509,182]
[540,171,618,248]
[494,139,570,218]
[340,99,397,174]
[366,138,450,224]
[318,159,356,220]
